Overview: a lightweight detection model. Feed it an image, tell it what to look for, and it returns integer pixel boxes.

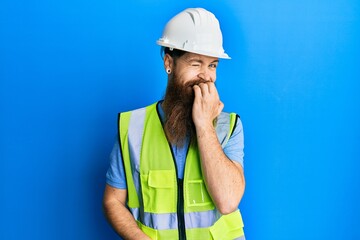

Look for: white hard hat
[156,8,230,59]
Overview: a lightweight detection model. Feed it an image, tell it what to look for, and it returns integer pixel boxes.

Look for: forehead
[181,52,219,62]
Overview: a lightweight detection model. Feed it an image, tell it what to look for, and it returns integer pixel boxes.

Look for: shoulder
[216,112,242,147]
[118,102,158,116]
[217,112,242,130]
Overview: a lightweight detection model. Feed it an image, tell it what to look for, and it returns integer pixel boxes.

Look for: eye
[209,63,218,68]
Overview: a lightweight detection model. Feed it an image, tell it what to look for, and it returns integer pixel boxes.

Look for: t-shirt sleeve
[223,115,244,168]
[105,138,127,189]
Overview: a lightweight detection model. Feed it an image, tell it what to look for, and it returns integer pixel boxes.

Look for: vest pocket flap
[148,170,175,188]
[210,210,244,239]
[137,221,158,240]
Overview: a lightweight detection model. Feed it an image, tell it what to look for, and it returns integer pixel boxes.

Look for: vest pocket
[137,221,158,240]
[209,210,244,240]
[186,179,213,207]
[140,170,177,213]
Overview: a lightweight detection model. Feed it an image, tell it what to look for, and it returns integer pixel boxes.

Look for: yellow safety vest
[118,102,245,240]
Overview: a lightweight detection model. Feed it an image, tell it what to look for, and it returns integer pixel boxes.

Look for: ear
[164,53,174,72]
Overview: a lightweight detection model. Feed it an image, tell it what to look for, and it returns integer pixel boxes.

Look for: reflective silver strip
[130,207,178,230]
[130,207,220,230]
[235,236,246,240]
[128,107,146,210]
[185,209,221,228]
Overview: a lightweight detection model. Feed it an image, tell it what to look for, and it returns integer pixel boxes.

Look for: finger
[199,83,209,96]
[193,85,202,99]
[219,101,224,112]
[206,82,220,104]
[216,101,224,116]
[208,81,216,94]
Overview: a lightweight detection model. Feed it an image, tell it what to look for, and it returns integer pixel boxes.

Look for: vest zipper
[177,179,186,240]
[167,143,186,240]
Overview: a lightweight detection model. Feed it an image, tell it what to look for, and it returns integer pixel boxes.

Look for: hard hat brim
[157,41,231,60]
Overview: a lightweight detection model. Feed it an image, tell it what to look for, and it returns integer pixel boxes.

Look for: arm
[103,185,150,240]
[192,82,245,215]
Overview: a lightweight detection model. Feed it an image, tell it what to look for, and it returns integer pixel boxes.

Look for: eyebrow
[187,58,219,64]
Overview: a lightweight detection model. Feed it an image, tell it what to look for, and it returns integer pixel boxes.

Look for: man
[103,8,245,240]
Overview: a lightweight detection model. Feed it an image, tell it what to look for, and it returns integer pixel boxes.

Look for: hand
[192,82,224,128]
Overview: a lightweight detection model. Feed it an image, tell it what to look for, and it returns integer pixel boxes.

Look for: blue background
[1,0,359,239]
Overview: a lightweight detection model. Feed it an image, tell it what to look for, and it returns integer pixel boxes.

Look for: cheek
[211,72,217,81]
[177,70,199,84]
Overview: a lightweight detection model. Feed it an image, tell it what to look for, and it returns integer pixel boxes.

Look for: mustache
[183,79,212,89]
[180,79,212,103]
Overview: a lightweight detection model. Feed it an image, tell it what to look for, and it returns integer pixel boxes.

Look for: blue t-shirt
[106,103,244,189]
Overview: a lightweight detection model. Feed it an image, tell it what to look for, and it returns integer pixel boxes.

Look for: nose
[198,67,215,82]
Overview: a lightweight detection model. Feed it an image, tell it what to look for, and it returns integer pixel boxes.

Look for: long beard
[162,76,209,147]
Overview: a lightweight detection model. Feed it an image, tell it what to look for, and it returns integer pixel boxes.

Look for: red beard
[162,76,209,147]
